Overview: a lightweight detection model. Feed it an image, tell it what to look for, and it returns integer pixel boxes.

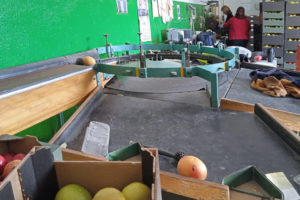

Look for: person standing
[221,5,233,22]
[223,7,250,48]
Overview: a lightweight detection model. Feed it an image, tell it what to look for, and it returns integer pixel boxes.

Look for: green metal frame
[95,43,238,108]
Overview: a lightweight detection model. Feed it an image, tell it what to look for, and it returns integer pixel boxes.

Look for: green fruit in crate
[122,182,151,200]
[55,184,92,200]
[93,187,125,200]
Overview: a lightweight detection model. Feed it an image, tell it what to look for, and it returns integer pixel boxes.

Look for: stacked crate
[284,0,300,69]
[262,1,285,67]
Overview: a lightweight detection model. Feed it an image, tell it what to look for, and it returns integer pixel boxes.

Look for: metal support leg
[210,73,219,108]
[59,112,65,127]
[96,72,101,86]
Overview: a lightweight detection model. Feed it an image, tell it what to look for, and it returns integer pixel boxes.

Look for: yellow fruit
[83,56,96,66]
[93,188,125,200]
[122,182,151,200]
[55,184,92,200]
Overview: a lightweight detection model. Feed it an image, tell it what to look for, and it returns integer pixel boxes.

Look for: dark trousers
[228,39,248,48]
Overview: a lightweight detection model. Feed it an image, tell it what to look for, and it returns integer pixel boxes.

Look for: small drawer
[262,35,285,45]
[263,12,285,19]
[263,26,285,33]
[263,2,285,12]
[263,19,285,26]
[286,16,300,26]
[284,52,297,62]
[285,29,300,38]
[284,40,300,50]
[286,3,300,14]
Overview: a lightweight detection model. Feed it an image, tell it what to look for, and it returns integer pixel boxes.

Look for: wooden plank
[160,170,230,200]
[49,86,100,144]
[0,70,97,135]
[221,98,300,132]
[267,109,300,132]
[61,148,107,161]
[220,98,254,113]
[254,104,300,155]
[99,72,114,88]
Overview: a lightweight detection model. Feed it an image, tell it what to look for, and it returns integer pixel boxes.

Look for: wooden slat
[48,86,100,144]
[221,98,300,132]
[0,70,97,135]
[160,170,230,200]
[267,109,300,132]
[220,98,254,113]
[100,72,114,88]
[61,148,107,161]
[254,104,300,154]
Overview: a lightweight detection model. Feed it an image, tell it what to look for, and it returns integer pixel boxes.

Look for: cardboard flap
[55,161,143,195]
[19,148,58,200]
[141,148,155,188]
[0,135,41,154]
[142,148,162,200]
[0,182,15,200]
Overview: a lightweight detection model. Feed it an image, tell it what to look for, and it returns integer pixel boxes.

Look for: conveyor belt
[54,91,300,192]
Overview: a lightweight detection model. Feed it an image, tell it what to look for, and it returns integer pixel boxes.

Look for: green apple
[55,184,92,200]
[122,182,151,200]
[93,187,125,200]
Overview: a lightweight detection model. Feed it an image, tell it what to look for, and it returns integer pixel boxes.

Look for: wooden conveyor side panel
[0,70,97,135]
[160,171,230,200]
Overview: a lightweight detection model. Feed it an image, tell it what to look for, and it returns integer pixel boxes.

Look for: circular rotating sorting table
[95,41,238,107]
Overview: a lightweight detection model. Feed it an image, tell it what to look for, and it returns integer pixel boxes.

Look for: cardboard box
[0,136,61,200]
[61,147,107,161]
[0,134,62,160]
[0,147,161,200]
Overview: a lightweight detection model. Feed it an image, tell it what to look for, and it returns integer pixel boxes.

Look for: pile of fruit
[55,182,151,200]
[0,153,25,183]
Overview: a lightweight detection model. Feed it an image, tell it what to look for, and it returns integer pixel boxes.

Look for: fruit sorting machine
[0,36,299,198]
[95,33,238,108]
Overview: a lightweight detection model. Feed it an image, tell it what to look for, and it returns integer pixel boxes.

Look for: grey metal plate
[225,68,300,114]
[106,76,208,94]
[60,94,300,192]
[104,88,211,107]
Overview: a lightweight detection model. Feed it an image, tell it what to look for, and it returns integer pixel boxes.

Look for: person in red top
[223,7,250,48]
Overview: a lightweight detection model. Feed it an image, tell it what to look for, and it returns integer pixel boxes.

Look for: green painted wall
[0,0,204,69]
[1,0,204,141]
